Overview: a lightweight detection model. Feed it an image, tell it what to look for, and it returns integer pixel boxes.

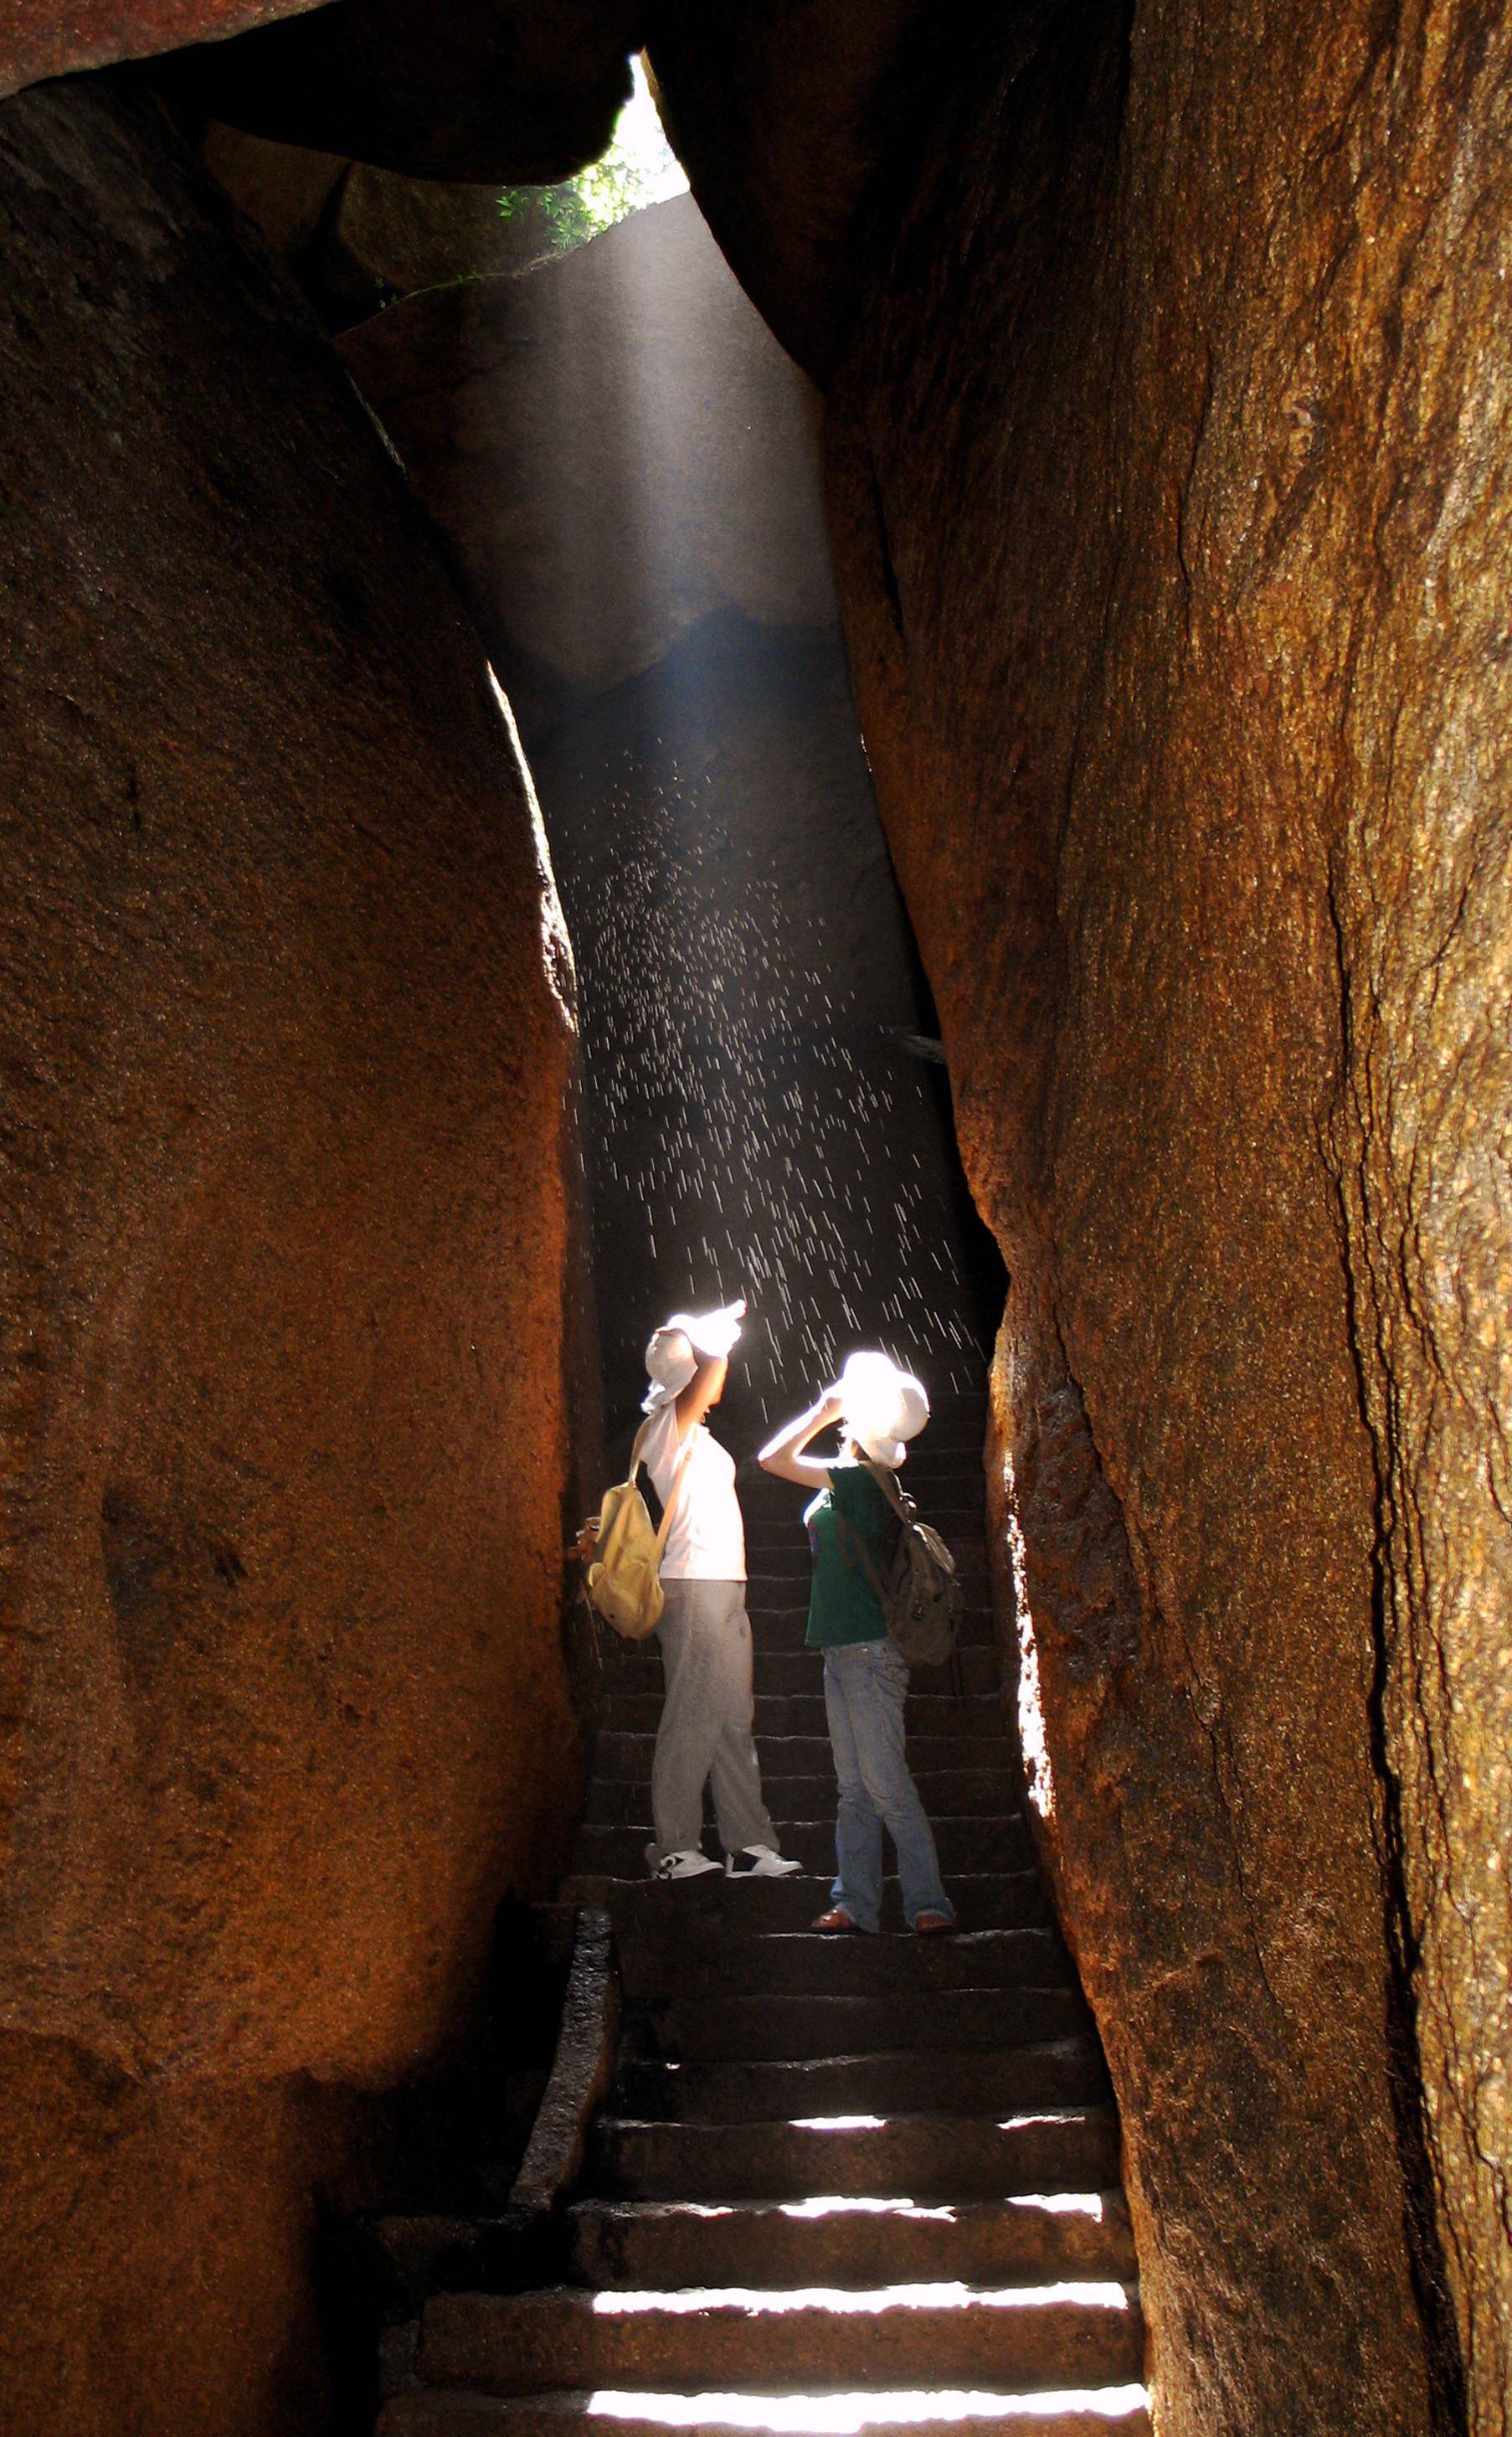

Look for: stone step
[742,1393,987,1431]
[595,1611,995,1660]
[615,2038,1111,2124]
[739,1571,994,1612]
[599,1608,997,1654]
[738,1471,988,1521]
[735,1511,983,1549]
[568,2190,1138,2290]
[740,1534,989,1574]
[627,1981,1093,2064]
[737,1446,984,1485]
[598,1628,996,1672]
[733,1444,986,1480]
[594,1692,1008,1739]
[412,2280,1142,2397]
[739,1463,988,1516]
[586,1770,1019,1827]
[758,1648,997,1695]
[590,1732,1016,1780]
[662,1616,1000,1659]
[738,1413,987,1470]
[723,1646,999,1696]
[880,1448,991,1483]
[738,1448,988,1508]
[622,1928,1070,2005]
[380,2390,1150,2437]
[569,1816,1035,1882]
[597,1642,995,1703]
[564,1871,1048,1939]
[591,2110,1120,2204]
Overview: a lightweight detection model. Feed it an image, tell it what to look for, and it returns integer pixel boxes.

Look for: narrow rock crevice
[382,1371,1151,2437]
[1326,868,1471,2435]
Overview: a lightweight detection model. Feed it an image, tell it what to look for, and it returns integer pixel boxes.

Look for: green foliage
[496,182,598,250]
[496,58,686,256]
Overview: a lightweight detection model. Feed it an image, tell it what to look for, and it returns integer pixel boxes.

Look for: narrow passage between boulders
[381,1380,1149,2437]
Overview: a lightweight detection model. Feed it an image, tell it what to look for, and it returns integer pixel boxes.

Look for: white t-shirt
[640,1401,746,1583]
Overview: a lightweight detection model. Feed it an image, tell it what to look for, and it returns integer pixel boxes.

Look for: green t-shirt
[804,1462,896,1648]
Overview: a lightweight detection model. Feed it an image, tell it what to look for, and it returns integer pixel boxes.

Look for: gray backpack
[836,1461,964,1667]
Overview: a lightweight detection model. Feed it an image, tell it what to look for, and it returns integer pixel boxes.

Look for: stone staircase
[379,1392,1148,2435]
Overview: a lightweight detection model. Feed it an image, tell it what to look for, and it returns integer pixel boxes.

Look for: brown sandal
[913,1910,956,1935]
[812,1906,861,1933]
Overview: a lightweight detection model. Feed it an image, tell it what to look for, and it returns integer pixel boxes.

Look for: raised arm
[651,1299,746,1445]
[669,1350,729,1441]
[758,1388,846,1486]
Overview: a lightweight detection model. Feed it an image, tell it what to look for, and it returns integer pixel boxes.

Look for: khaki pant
[651,1579,778,1860]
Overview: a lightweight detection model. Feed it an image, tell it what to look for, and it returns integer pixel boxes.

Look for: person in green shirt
[759,1357,954,1935]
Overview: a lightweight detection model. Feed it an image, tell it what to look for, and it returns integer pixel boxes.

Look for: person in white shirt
[639,1300,801,1884]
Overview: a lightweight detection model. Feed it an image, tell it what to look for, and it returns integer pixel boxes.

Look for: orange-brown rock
[0,0,322,102]
[645,0,946,384]
[162,0,642,184]
[198,117,347,256]
[0,71,580,2434]
[809,1,1512,2427]
[196,124,560,331]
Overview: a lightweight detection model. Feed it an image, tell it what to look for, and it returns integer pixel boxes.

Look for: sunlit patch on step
[791,2116,887,2131]
[779,2197,954,2221]
[1006,2194,1105,2218]
[589,2284,1132,2315]
[584,2387,1150,2428]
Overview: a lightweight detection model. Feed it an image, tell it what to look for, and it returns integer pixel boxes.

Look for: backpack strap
[859,1456,913,1524]
[631,1413,697,1563]
[834,1508,891,1610]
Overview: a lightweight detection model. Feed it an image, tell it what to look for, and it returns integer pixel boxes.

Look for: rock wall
[3,3,645,183]
[0,74,581,2434]
[3,5,1507,2427]
[644,0,944,383]
[160,0,643,184]
[340,195,837,736]
[0,0,321,103]
[805,1,1511,2428]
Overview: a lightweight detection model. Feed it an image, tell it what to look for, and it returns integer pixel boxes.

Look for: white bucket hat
[839,1350,929,1470]
[643,1302,745,1412]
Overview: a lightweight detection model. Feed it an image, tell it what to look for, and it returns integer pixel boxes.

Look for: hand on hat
[685,1297,747,1359]
[836,1351,930,1467]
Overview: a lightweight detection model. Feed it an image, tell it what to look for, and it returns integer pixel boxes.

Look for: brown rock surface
[0,70,579,2431]
[0,0,323,102]
[198,125,558,329]
[335,161,553,291]
[3,2038,367,2434]
[162,0,641,184]
[198,117,347,255]
[340,194,837,734]
[803,0,1512,2427]
[645,0,944,384]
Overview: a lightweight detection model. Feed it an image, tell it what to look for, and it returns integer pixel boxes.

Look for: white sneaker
[648,1845,723,1881]
[726,1844,804,1878]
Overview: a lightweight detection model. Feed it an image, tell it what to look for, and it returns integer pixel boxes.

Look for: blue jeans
[823,1639,954,1931]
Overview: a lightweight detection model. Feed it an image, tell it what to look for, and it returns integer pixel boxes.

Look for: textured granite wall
[815,2,1511,2424]
[0,75,582,2434]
